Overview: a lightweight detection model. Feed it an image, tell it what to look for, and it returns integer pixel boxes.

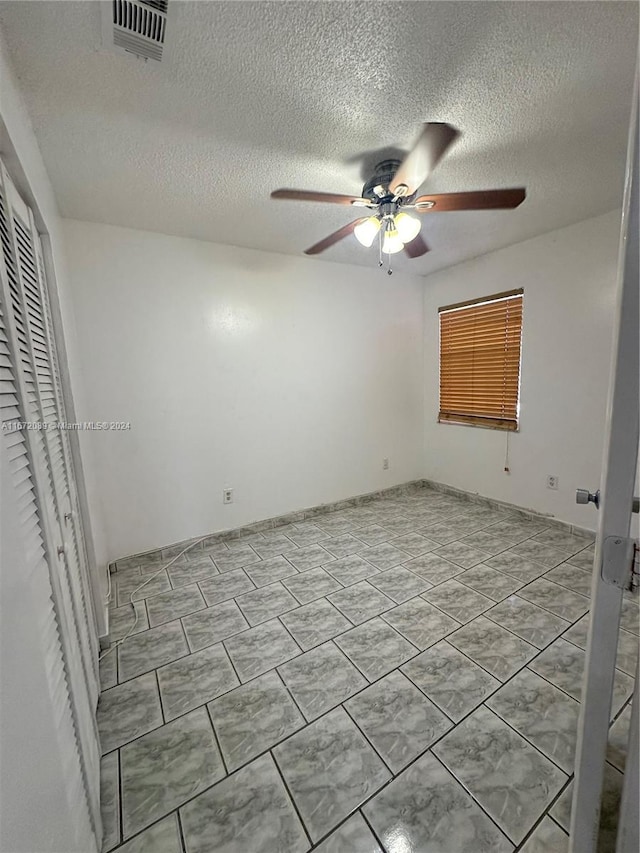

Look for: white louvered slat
[0,164,101,845]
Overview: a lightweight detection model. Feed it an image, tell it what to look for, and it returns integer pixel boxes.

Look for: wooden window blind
[439,289,523,431]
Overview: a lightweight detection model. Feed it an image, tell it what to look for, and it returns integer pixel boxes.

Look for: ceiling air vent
[101,0,172,62]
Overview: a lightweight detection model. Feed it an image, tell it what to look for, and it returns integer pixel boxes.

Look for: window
[439,288,523,431]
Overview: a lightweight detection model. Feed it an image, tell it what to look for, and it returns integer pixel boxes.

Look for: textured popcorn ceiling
[0,1,637,275]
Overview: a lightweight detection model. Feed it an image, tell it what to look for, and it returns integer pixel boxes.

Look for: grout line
[205,703,229,777]
[269,750,314,849]
[360,808,387,851]
[429,750,519,846]
[101,498,614,851]
[175,810,187,853]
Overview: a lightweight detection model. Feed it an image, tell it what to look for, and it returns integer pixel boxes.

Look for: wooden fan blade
[304,219,366,255]
[272,189,371,206]
[389,123,459,196]
[414,188,526,212]
[403,233,430,258]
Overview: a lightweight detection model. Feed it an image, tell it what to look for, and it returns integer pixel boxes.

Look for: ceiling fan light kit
[271,122,526,272]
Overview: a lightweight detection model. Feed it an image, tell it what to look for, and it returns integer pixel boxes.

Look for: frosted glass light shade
[354,216,381,247]
[382,228,404,254]
[395,212,421,243]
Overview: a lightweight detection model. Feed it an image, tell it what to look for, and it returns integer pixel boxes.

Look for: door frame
[569,74,638,852]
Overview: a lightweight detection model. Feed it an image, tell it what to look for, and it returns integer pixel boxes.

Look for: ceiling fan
[271,123,526,271]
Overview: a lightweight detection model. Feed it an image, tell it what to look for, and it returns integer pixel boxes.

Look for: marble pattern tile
[620,598,639,635]
[509,540,570,569]
[224,619,301,682]
[457,564,525,601]
[388,531,440,556]
[118,620,189,683]
[368,565,432,603]
[359,542,411,571]
[434,706,567,844]
[420,522,466,545]
[322,533,368,558]
[100,650,117,691]
[531,529,594,555]
[121,707,225,838]
[422,579,494,623]
[485,520,549,543]
[313,813,382,853]
[378,515,417,535]
[335,617,418,681]
[212,546,261,573]
[382,598,460,650]
[100,752,120,852]
[278,642,366,720]
[402,552,465,584]
[433,541,490,569]
[251,535,299,560]
[402,641,500,722]
[198,568,254,606]
[274,707,390,841]
[485,551,549,583]
[146,584,206,628]
[208,671,304,771]
[181,599,249,652]
[244,554,299,588]
[353,524,393,546]
[487,669,580,772]
[167,556,218,589]
[459,531,513,556]
[486,596,570,648]
[287,523,332,545]
[98,672,163,754]
[157,642,239,721]
[180,753,309,853]
[282,566,342,604]
[542,563,592,597]
[287,542,334,571]
[529,638,634,718]
[235,582,299,626]
[116,570,171,607]
[280,598,352,650]
[345,670,451,773]
[517,579,590,622]
[328,581,394,625]
[519,816,569,853]
[447,616,537,681]
[109,601,149,643]
[363,751,514,853]
[551,762,623,852]
[567,546,596,572]
[324,554,380,586]
[114,815,182,853]
[607,704,631,771]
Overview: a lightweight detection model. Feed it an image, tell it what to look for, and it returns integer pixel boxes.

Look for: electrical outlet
[383,458,389,470]
[546,475,559,490]
[223,488,234,504]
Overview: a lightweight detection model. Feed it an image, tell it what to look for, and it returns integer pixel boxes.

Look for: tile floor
[98,487,639,853]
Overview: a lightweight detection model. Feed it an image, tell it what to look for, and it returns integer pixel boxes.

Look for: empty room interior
[0,2,639,852]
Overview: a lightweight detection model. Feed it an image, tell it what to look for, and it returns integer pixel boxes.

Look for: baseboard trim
[111,478,595,571]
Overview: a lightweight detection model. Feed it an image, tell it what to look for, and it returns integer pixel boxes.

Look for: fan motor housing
[362,159,416,204]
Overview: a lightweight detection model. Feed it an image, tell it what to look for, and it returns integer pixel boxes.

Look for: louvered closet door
[0,163,101,842]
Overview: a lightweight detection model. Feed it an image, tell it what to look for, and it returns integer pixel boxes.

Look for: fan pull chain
[378,226,383,267]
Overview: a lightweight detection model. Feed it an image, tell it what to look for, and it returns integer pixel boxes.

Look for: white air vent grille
[102,0,170,62]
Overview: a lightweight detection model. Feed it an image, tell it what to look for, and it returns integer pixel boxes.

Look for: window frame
[437,288,524,432]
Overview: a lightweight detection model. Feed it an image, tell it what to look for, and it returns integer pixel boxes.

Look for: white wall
[422,210,621,528]
[62,219,424,560]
